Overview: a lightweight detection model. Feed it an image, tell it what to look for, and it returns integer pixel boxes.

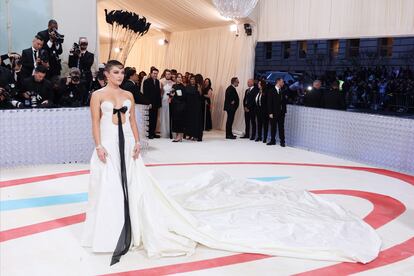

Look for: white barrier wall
[0,105,148,167]
[284,106,414,174]
[1,105,413,174]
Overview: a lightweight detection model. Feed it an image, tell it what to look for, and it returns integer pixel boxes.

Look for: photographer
[0,65,23,109]
[57,68,87,107]
[37,19,64,80]
[87,65,106,106]
[21,35,47,80]
[0,87,23,109]
[20,65,54,108]
[68,37,94,89]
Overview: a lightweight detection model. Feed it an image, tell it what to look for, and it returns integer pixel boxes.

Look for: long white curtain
[257,0,414,42]
[103,25,257,132]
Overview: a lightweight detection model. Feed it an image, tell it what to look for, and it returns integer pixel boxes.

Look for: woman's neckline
[101,99,131,109]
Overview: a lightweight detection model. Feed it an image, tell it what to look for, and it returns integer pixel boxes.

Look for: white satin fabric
[160,81,173,138]
[81,100,381,263]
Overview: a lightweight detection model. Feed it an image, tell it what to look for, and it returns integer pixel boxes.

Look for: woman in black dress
[255,79,269,143]
[170,73,186,142]
[185,75,203,141]
[202,78,213,131]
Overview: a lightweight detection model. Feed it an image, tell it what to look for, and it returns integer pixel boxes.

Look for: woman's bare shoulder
[91,88,107,100]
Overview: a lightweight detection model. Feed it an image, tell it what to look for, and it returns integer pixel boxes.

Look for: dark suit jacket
[224,85,239,112]
[143,77,161,108]
[121,80,141,104]
[304,89,323,108]
[21,48,36,79]
[243,86,259,111]
[267,86,287,116]
[21,76,54,103]
[68,51,94,80]
[321,89,346,110]
[255,91,268,114]
[37,29,63,76]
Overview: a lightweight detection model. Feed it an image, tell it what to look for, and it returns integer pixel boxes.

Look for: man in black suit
[37,19,63,80]
[304,80,324,108]
[68,37,94,89]
[20,35,46,80]
[267,78,287,146]
[224,77,240,139]
[321,80,346,110]
[143,67,161,139]
[121,67,141,103]
[241,79,259,140]
[20,65,54,108]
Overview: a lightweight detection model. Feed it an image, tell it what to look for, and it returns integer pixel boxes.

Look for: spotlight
[307,86,313,91]
[114,47,122,53]
[244,23,252,36]
[158,38,168,45]
[230,24,237,32]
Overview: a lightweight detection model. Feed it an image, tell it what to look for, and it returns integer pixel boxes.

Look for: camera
[38,49,49,63]
[71,75,80,82]
[71,43,81,56]
[50,28,64,44]
[25,91,43,108]
[10,56,22,70]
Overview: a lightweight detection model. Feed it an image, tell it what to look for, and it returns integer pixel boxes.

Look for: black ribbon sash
[110,106,132,266]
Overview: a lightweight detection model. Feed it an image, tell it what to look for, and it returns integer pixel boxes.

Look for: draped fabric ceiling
[98,0,256,133]
[97,0,414,132]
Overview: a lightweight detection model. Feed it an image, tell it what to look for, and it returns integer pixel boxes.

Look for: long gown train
[81,99,381,264]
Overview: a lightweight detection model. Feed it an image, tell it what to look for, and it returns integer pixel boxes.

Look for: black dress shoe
[262,139,267,143]
[154,134,161,138]
[255,137,262,142]
[226,136,236,139]
[250,137,255,140]
[267,141,276,145]
[280,142,286,147]
[148,136,154,139]
[240,135,249,139]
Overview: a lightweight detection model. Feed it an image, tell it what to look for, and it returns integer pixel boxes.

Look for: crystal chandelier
[213,0,258,19]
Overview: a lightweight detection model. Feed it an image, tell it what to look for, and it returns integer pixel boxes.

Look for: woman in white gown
[160,70,174,138]
[81,60,381,266]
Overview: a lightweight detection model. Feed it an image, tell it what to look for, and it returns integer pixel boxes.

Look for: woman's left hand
[132,143,141,160]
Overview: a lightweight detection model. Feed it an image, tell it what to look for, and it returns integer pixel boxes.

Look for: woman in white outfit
[82,60,381,266]
[160,69,174,138]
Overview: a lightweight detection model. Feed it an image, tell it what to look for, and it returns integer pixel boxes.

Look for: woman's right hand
[96,146,108,163]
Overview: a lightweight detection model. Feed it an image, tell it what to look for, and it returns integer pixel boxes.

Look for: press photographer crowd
[0,19,96,109]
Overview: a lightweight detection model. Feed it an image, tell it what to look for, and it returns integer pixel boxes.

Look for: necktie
[110,106,132,266]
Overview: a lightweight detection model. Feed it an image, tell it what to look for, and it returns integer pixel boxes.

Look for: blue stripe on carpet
[249,176,290,182]
[0,176,290,211]
[0,193,88,211]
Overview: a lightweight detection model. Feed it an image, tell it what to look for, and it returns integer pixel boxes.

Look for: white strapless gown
[81,99,381,264]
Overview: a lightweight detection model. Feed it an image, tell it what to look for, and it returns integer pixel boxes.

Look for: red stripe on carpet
[97,190,406,276]
[294,237,414,276]
[102,253,272,276]
[0,213,85,242]
[0,170,90,188]
[312,189,406,229]
[2,162,413,189]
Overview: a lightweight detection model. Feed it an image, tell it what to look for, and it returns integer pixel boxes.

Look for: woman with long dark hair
[202,78,213,131]
[170,73,186,142]
[184,75,203,141]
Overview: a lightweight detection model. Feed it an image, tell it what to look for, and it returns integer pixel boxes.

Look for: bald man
[241,79,259,140]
